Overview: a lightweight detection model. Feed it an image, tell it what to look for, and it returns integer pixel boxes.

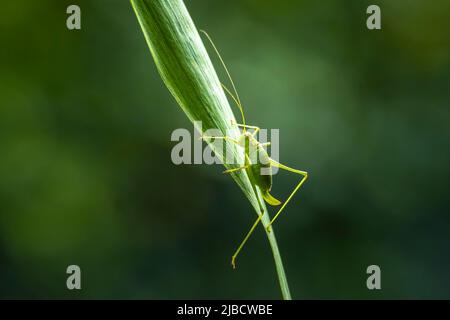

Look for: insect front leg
[231,120,260,136]
[223,165,250,174]
[200,134,248,170]
[199,135,239,145]
[266,160,308,231]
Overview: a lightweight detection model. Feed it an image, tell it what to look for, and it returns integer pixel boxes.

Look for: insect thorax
[237,133,268,161]
[238,133,273,192]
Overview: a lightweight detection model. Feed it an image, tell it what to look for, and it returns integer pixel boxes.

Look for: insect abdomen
[250,148,281,206]
[250,163,272,192]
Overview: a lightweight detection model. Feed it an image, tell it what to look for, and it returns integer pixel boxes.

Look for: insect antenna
[200,30,247,133]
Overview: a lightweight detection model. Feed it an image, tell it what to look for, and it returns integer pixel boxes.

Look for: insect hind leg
[230,213,263,269]
[266,160,308,231]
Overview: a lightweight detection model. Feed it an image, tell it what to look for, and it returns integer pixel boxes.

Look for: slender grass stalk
[130,0,291,299]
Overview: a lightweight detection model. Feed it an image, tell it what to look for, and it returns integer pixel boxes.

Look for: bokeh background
[1,0,449,299]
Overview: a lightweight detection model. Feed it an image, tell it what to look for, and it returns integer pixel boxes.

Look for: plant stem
[130,0,291,299]
[251,185,291,299]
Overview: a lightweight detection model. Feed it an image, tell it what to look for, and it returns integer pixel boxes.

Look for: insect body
[200,31,308,268]
[237,131,281,206]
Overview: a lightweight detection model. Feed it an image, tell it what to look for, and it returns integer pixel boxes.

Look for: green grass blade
[130,0,291,299]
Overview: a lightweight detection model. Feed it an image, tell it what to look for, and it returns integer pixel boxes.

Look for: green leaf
[130,0,291,299]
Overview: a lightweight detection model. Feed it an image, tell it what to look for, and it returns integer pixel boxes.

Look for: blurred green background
[1,0,449,299]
